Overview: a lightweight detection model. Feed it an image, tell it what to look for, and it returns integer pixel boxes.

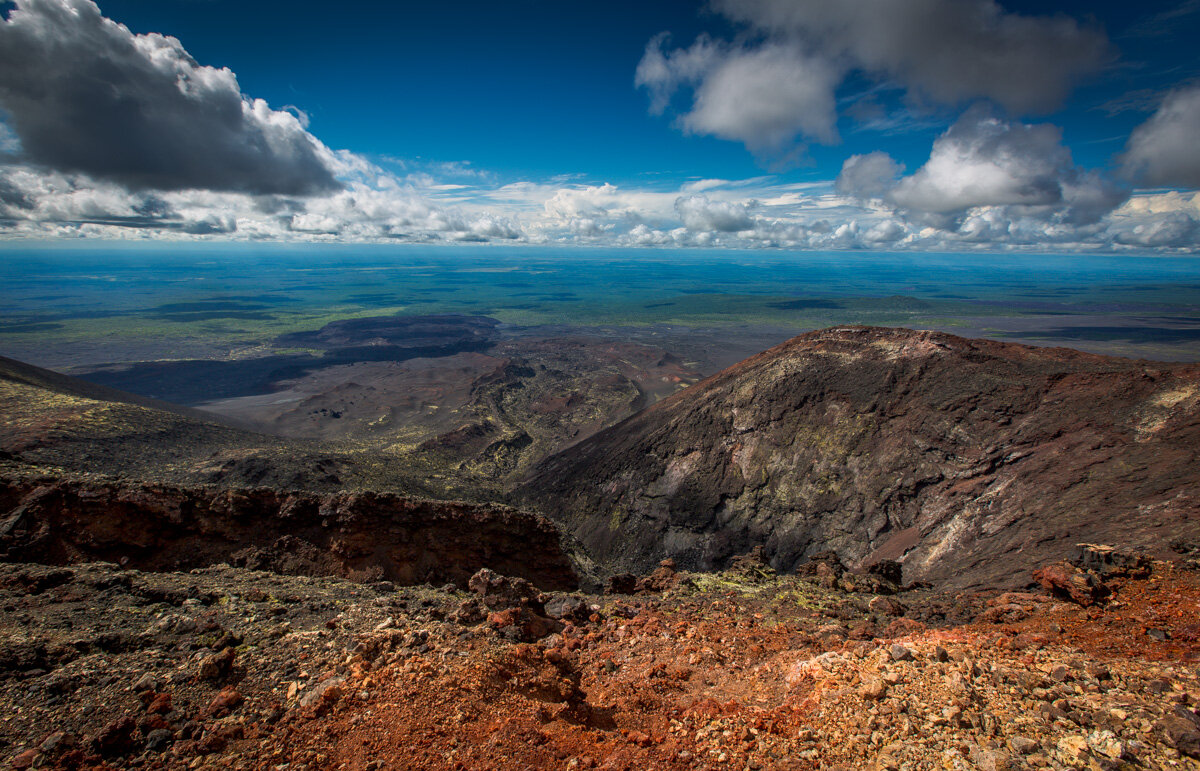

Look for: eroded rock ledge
[0,474,579,590]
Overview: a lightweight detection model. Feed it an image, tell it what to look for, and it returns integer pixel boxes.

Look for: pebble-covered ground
[1,552,1198,770]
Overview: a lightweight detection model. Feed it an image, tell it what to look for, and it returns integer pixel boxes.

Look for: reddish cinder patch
[256,565,1200,771]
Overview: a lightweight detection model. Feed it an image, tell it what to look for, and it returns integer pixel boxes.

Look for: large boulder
[1068,543,1153,578]
[1033,562,1111,606]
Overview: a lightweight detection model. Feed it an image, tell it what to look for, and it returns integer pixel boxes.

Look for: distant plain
[3,244,1200,406]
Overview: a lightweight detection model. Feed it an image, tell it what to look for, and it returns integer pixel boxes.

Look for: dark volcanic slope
[0,355,250,430]
[0,354,436,496]
[0,354,278,482]
[518,326,1200,589]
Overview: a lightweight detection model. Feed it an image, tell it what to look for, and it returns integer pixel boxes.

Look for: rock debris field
[1,544,1199,770]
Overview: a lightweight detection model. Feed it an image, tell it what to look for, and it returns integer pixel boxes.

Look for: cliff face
[0,475,579,590]
[518,326,1200,589]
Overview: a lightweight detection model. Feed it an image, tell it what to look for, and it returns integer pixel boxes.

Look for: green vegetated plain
[3,245,1200,367]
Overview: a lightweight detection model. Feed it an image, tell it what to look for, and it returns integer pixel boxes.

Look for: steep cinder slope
[517,326,1200,589]
[0,355,253,430]
[0,354,438,496]
[0,354,286,482]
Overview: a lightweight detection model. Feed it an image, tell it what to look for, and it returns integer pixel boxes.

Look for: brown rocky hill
[517,326,1200,589]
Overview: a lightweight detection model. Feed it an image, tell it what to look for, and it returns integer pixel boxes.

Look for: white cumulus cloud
[882,109,1127,226]
[836,152,905,199]
[639,0,1110,160]
[712,0,1110,114]
[638,37,841,155]
[889,110,1073,212]
[1121,86,1200,188]
[675,195,756,232]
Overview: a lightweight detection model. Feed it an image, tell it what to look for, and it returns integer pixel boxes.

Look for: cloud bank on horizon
[0,0,1198,251]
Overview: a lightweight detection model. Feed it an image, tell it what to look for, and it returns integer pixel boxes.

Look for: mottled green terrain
[5,246,1200,379]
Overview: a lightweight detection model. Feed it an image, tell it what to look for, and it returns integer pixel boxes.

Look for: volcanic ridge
[0,325,1198,770]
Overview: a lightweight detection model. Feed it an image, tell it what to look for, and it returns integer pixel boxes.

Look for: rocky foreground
[2,545,1198,770]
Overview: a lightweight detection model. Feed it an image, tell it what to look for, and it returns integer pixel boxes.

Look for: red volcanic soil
[259,560,1200,771]
[1,326,1200,769]
[5,550,1197,770]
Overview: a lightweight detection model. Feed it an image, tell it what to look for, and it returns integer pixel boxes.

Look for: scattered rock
[799,552,846,578]
[197,647,236,681]
[635,559,679,593]
[1087,729,1125,760]
[488,607,562,643]
[1032,562,1111,606]
[1,527,1199,771]
[605,573,638,594]
[727,546,776,581]
[131,673,157,692]
[864,557,902,595]
[91,715,137,758]
[1158,716,1200,758]
[146,692,172,715]
[543,595,590,622]
[468,568,543,612]
[969,746,1013,771]
[1055,735,1092,764]
[860,679,888,700]
[144,728,173,753]
[883,618,926,637]
[38,731,71,754]
[299,677,346,712]
[868,596,905,616]
[1008,736,1039,755]
[865,559,903,586]
[201,686,243,719]
[450,597,486,624]
[815,624,848,649]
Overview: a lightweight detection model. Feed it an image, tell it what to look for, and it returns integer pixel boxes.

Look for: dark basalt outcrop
[0,475,579,590]
[517,326,1200,589]
[274,313,500,351]
[80,315,501,405]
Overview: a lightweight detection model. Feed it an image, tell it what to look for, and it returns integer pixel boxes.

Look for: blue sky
[83,0,1196,180]
[1,0,1199,251]
[88,0,758,183]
